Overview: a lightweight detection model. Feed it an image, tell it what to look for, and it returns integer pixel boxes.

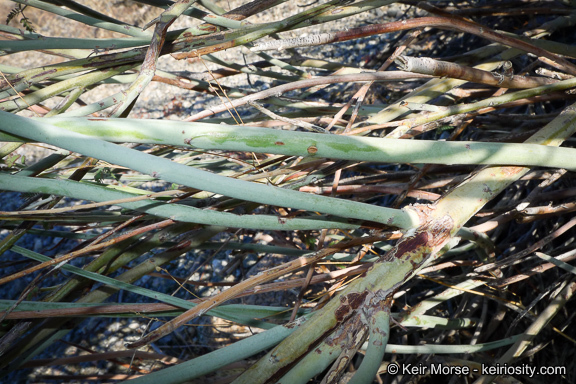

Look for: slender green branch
[0,174,359,231]
[0,65,134,112]
[10,244,276,329]
[0,49,145,97]
[185,72,432,121]
[11,0,151,38]
[394,76,576,129]
[0,36,152,53]
[125,316,308,384]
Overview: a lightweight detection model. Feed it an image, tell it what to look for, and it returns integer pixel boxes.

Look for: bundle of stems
[1,1,576,383]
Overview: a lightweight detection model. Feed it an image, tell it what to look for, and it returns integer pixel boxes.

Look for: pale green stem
[382,336,520,354]
[169,0,374,55]
[0,65,134,112]
[366,47,512,130]
[0,142,22,158]
[274,327,349,384]
[0,174,359,231]
[43,87,85,117]
[432,101,576,232]
[398,280,485,320]
[11,0,151,37]
[251,49,310,78]
[5,117,576,172]
[196,0,226,15]
[133,0,256,29]
[0,36,154,53]
[0,112,416,228]
[348,309,390,384]
[396,76,576,129]
[124,317,309,384]
[0,48,144,97]
[201,54,304,82]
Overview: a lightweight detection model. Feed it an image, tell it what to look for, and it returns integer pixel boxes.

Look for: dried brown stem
[0,190,182,217]
[395,56,559,89]
[126,234,391,348]
[475,216,576,273]
[0,220,176,287]
[251,15,576,76]
[299,185,440,201]
[1,262,375,320]
[491,250,576,287]
[22,350,177,369]
[346,92,576,137]
[185,71,431,121]
[518,202,576,222]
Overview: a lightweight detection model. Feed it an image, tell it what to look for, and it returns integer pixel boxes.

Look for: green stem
[0,174,359,231]
[0,65,135,112]
[11,0,151,37]
[398,76,576,128]
[5,117,576,172]
[0,112,416,228]
[348,308,390,384]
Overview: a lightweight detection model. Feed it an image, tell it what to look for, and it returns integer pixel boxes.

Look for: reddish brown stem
[491,250,576,287]
[299,185,440,201]
[185,71,431,121]
[251,16,576,76]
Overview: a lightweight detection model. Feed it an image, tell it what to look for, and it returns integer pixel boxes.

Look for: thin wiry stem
[185,71,431,121]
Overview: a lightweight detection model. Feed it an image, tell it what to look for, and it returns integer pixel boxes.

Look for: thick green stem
[0,112,417,228]
[3,117,576,172]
